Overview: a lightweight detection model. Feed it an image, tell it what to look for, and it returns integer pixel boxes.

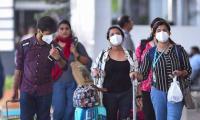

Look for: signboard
[0,0,14,51]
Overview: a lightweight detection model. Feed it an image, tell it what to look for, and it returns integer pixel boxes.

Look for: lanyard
[152,46,169,68]
[152,46,169,84]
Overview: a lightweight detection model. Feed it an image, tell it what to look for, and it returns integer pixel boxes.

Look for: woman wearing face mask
[51,20,92,120]
[130,20,191,120]
[91,26,138,120]
[135,17,165,120]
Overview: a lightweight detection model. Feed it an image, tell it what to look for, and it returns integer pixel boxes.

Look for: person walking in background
[189,46,200,58]
[12,16,67,120]
[0,55,5,100]
[135,17,165,120]
[91,26,138,120]
[117,15,135,51]
[51,20,92,120]
[130,20,191,120]
[189,46,200,84]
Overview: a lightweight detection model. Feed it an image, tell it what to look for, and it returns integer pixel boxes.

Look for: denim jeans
[52,80,76,120]
[103,89,132,120]
[20,92,52,120]
[151,87,183,120]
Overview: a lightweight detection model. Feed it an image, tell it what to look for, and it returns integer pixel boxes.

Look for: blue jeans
[20,92,52,120]
[52,80,76,120]
[151,87,183,120]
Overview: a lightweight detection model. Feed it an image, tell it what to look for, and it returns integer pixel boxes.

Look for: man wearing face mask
[11,16,67,120]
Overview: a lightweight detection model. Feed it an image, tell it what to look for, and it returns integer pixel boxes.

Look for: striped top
[139,45,191,92]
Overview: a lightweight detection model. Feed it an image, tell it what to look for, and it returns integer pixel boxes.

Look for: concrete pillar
[70,0,111,59]
[182,0,189,25]
[196,0,200,26]
[167,0,173,22]
[177,0,183,25]
[149,0,164,22]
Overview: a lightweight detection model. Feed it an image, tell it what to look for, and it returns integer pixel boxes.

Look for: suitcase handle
[6,99,19,119]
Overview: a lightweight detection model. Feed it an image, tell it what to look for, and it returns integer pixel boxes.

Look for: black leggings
[103,89,132,120]
[142,91,155,120]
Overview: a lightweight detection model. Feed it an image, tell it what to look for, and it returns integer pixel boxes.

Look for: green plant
[4,75,14,90]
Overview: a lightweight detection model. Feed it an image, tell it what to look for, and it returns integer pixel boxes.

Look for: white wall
[70,0,95,58]
[70,0,111,59]
[71,0,200,59]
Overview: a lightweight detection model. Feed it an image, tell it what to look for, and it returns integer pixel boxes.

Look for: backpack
[71,61,99,108]
[73,84,99,108]
[71,39,97,108]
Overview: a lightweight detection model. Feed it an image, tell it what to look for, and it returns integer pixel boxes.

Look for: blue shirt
[190,54,200,70]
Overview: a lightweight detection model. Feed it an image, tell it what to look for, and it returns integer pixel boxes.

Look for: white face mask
[156,31,169,43]
[109,34,123,46]
[42,34,54,44]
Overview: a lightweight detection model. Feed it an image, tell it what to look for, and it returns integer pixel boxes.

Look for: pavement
[181,91,200,120]
[0,90,199,120]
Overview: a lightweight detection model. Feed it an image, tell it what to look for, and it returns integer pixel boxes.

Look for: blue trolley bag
[75,106,106,120]
[75,107,98,120]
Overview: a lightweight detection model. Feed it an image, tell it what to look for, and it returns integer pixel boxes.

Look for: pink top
[135,42,153,91]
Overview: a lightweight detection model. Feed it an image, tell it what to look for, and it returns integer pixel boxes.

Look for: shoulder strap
[175,45,183,68]
[149,46,156,63]
[73,37,79,48]
[97,50,106,70]
[175,45,191,88]
[140,39,148,55]
[99,50,105,64]
[128,50,133,58]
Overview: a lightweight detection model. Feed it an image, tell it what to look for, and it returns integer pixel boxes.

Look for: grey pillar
[149,0,163,23]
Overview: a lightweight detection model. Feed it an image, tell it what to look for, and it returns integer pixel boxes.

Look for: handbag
[182,86,195,109]
[175,46,195,109]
